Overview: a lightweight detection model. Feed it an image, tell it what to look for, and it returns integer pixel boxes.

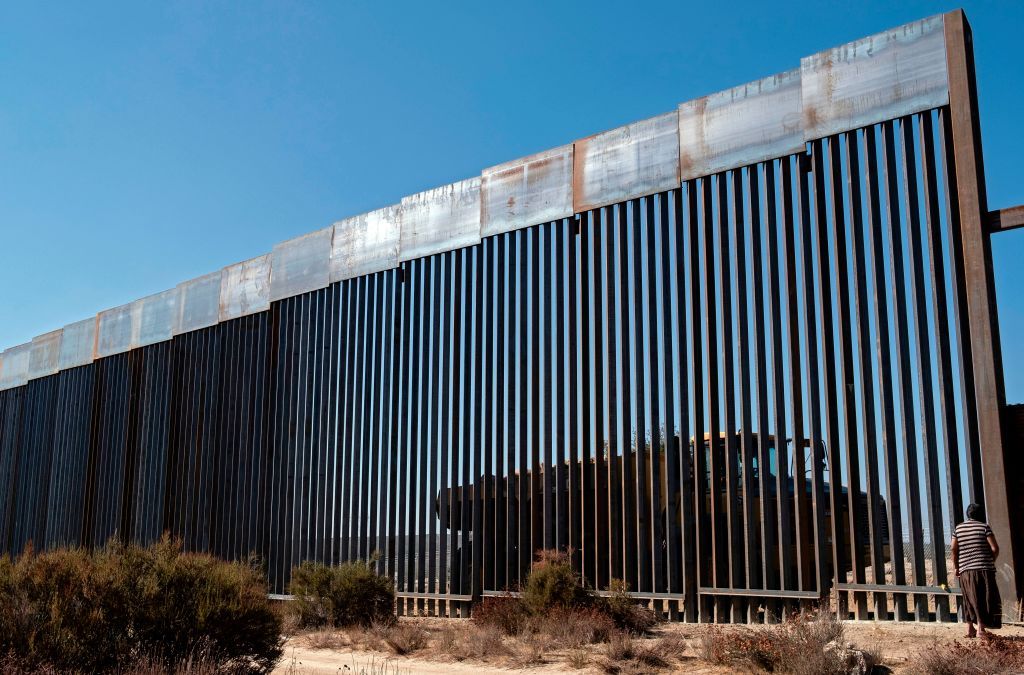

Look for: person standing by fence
[952,503,1002,637]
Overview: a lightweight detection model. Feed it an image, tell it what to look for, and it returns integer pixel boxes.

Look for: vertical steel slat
[483,238,497,594]
[591,210,608,590]
[554,221,569,555]
[426,257,441,607]
[651,194,670,601]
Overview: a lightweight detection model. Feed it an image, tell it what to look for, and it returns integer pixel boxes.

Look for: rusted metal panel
[270,226,332,301]
[175,270,222,335]
[28,329,62,379]
[135,288,179,348]
[220,254,271,321]
[0,343,31,390]
[96,303,137,358]
[801,14,948,141]
[331,206,401,282]
[573,111,680,213]
[399,177,481,262]
[59,317,97,370]
[481,145,574,236]
[678,70,803,181]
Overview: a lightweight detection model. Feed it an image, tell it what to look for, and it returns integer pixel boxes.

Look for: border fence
[1,10,1021,622]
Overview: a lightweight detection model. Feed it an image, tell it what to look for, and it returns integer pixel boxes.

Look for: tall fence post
[943,9,1021,618]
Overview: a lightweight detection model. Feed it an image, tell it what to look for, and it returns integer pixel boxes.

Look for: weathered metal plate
[0,343,31,390]
[270,226,333,301]
[331,206,401,282]
[220,254,271,321]
[679,69,803,181]
[399,177,481,262]
[481,144,574,236]
[135,287,179,348]
[801,14,948,141]
[573,110,680,213]
[59,317,97,370]
[96,303,137,358]
[175,270,222,335]
[28,330,62,379]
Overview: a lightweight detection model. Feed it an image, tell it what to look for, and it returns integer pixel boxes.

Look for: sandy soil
[273,619,1024,674]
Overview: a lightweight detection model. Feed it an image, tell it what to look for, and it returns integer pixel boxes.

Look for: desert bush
[521,549,594,614]
[600,579,659,634]
[0,537,282,673]
[911,636,1024,675]
[438,624,509,661]
[288,559,395,628]
[534,605,617,647]
[699,613,864,675]
[472,593,529,635]
[377,621,428,655]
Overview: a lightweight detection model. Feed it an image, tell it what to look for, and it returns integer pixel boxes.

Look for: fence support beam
[944,9,1021,618]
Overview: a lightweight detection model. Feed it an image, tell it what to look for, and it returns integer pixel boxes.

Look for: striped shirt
[953,519,995,572]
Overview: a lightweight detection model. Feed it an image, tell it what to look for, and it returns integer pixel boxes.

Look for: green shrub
[0,537,282,673]
[520,549,593,615]
[288,559,395,628]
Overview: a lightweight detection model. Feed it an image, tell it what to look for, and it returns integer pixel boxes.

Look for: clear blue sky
[2,1,1024,398]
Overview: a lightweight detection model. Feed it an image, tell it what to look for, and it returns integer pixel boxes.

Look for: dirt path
[273,620,1024,674]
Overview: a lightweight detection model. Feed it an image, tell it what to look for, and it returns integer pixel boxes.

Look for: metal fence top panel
[481,144,574,237]
[175,270,223,335]
[573,110,680,213]
[270,226,333,302]
[96,302,137,359]
[679,69,803,181]
[59,317,96,371]
[220,254,271,322]
[0,342,31,390]
[28,329,62,380]
[331,206,401,282]
[135,287,180,348]
[399,177,481,262]
[801,13,948,141]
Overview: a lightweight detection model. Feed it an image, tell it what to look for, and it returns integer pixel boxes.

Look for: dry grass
[301,628,349,650]
[910,635,1024,675]
[699,612,870,675]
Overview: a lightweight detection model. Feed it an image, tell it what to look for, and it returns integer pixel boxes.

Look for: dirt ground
[273,618,1024,674]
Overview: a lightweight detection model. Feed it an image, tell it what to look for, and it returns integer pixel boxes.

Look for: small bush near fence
[474,548,658,643]
[0,537,282,673]
[288,559,395,628]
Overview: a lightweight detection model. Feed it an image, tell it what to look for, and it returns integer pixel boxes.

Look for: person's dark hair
[967,503,986,521]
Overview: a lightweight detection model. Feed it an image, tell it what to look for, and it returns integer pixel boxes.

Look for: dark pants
[961,568,1002,628]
